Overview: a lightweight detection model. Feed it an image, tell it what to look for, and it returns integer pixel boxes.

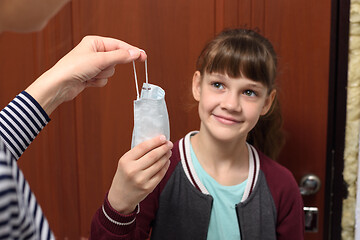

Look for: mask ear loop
[132,50,148,100]
[132,61,140,100]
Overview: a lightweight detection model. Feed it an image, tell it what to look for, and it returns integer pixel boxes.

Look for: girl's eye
[212,82,224,89]
[243,90,256,97]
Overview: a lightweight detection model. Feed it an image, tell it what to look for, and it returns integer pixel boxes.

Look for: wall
[342,0,360,239]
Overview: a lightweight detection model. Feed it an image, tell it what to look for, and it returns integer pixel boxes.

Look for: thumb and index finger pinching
[129,48,147,61]
[90,36,147,62]
[102,47,147,67]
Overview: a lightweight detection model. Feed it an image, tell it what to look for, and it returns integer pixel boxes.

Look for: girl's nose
[220,92,241,111]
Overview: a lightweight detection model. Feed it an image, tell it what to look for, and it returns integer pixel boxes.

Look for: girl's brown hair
[196,28,285,159]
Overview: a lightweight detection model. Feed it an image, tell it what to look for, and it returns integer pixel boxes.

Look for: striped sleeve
[0,138,54,239]
[0,91,50,160]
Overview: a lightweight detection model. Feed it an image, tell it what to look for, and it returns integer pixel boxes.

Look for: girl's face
[192,71,276,143]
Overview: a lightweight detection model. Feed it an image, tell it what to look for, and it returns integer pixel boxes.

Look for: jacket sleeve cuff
[98,193,139,235]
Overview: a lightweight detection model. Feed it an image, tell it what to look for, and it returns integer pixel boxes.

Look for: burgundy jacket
[90,132,304,239]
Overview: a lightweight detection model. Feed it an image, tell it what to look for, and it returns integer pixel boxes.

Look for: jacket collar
[179,131,260,202]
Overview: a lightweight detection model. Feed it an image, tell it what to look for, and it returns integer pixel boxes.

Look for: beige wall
[341,0,360,239]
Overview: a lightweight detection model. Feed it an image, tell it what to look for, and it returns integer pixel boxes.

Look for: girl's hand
[107,135,173,214]
[25,35,147,115]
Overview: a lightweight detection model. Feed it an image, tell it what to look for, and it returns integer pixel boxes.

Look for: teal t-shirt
[190,144,247,240]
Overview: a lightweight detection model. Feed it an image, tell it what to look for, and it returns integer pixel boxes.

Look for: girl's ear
[261,89,277,115]
[192,71,202,102]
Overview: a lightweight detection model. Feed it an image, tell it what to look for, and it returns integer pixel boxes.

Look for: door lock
[299,174,321,196]
[304,207,319,232]
[299,174,321,232]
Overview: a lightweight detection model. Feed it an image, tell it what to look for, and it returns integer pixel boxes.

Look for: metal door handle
[299,174,321,196]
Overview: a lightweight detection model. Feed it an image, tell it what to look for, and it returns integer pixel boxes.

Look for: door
[0,0,337,239]
[71,0,332,238]
[227,1,331,239]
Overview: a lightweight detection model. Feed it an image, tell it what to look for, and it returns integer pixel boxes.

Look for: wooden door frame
[324,0,350,239]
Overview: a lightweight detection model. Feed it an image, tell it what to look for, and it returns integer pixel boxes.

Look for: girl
[91,29,304,240]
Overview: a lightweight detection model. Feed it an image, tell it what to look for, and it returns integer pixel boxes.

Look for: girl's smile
[212,114,242,125]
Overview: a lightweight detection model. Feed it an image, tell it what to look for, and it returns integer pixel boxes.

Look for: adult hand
[107,135,173,214]
[25,35,146,115]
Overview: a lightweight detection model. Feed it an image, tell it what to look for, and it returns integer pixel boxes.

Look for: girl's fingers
[145,159,171,190]
[137,141,172,170]
[141,149,171,178]
[116,136,172,200]
[124,135,169,160]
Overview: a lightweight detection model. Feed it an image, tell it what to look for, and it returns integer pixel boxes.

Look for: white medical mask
[131,55,170,148]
